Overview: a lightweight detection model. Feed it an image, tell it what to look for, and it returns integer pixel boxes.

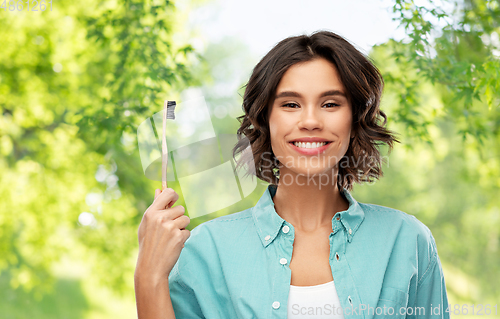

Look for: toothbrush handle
[162,101,168,190]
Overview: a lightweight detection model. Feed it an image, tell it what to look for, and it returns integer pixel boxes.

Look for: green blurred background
[1,0,499,318]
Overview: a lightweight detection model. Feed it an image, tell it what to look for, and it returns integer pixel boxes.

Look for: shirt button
[348,296,352,305]
[349,228,352,235]
[335,252,340,261]
[272,301,280,309]
[280,258,287,265]
[265,235,271,241]
[282,225,290,233]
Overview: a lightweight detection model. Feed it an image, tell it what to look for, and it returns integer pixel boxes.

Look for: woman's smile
[288,140,332,155]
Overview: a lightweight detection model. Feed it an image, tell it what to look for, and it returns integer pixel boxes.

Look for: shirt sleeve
[410,234,450,318]
[168,260,206,318]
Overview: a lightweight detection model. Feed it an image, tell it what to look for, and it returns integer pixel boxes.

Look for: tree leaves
[388,0,500,146]
[0,0,201,297]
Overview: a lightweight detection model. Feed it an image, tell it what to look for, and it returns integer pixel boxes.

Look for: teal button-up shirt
[168,184,450,318]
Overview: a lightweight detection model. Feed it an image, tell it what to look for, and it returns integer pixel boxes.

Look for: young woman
[135,30,450,319]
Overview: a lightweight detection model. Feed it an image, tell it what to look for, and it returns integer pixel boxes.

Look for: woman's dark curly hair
[232,30,400,191]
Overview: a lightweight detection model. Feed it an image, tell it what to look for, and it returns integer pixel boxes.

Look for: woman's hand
[135,188,191,284]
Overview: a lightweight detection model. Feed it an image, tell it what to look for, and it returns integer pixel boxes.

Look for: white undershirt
[287,281,346,319]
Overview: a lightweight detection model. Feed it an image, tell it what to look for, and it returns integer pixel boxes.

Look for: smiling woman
[234,35,398,193]
[269,58,354,179]
[136,30,450,319]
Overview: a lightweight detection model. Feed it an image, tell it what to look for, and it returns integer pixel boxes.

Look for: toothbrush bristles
[166,101,176,119]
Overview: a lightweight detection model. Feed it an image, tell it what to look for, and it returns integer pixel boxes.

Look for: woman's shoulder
[192,206,254,229]
[358,201,439,259]
[359,202,432,234]
[169,207,260,284]
[185,207,256,247]
[168,209,257,298]
[354,201,445,291]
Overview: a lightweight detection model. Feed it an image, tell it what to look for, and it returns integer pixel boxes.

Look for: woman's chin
[278,168,337,186]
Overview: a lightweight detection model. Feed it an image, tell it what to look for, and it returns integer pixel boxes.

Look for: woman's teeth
[292,141,328,149]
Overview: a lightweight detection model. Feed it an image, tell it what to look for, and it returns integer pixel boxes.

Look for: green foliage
[389,0,500,146]
[1,0,499,317]
[353,0,500,302]
[0,0,207,301]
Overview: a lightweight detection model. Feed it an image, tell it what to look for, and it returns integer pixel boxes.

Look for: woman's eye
[323,103,340,108]
[280,103,340,108]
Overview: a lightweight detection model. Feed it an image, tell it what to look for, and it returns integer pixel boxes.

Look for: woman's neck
[271,168,349,233]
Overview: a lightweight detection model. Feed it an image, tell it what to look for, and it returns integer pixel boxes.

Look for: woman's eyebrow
[274,90,346,101]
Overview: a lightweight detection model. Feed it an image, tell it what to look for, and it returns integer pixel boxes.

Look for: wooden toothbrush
[162,100,176,191]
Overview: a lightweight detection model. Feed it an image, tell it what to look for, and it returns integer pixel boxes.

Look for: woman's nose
[298,106,322,130]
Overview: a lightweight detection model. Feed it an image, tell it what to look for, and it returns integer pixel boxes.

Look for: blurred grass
[0,254,137,319]
[0,272,90,319]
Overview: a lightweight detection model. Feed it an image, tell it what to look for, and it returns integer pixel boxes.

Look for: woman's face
[268,57,353,183]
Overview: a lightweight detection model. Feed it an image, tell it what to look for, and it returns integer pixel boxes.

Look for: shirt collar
[252,184,365,247]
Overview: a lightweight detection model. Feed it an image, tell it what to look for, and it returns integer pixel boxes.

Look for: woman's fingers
[139,189,184,244]
[168,205,187,222]
[152,205,186,225]
[135,187,191,279]
[171,214,190,230]
[151,188,179,210]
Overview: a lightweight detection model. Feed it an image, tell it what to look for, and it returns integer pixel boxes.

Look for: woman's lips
[288,142,332,155]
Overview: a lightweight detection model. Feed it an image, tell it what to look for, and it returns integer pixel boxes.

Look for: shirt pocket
[375,286,409,318]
